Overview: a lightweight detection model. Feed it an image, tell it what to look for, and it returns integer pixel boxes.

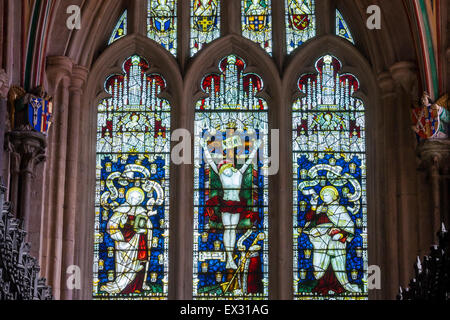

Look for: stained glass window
[336,10,354,44]
[147,0,177,56]
[286,0,316,54]
[193,55,269,300]
[108,10,127,45]
[93,55,170,300]
[191,0,221,56]
[241,0,272,55]
[293,55,368,300]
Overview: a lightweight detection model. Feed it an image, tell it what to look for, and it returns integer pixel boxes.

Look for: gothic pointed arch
[183,33,283,299]
[185,34,281,106]
[282,34,380,300]
[77,33,183,300]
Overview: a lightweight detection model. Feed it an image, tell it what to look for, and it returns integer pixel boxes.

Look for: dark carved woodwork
[0,182,52,300]
[398,224,450,300]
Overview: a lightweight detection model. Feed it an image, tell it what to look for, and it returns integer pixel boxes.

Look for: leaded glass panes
[293,55,368,300]
[193,55,269,300]
[241,0,272,55]
[336,10,354,44]
[109,10,127,45]
[147,0,177,56]
[93,55,170,300]
[191,0,221,56]
[286,0,316,54]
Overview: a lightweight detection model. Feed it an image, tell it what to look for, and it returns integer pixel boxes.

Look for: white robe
[101,205,153,294]
[305,201,360,293]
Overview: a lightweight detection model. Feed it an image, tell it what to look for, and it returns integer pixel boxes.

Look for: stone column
[390,61,421,290]
[377,72,399,299]
[60,65,88,300]
[417,140,450,238]
[178,0,190,70]
[0,69,10,178]
[4,130,46,230]
[42,56,73,300]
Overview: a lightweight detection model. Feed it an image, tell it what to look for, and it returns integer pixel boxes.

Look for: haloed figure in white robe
[101,188,153,294]
[304,186,361,293]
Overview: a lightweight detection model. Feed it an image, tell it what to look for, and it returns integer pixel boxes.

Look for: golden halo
[219,163,234,175]
[320,186,339,202]
[126,187,145,204]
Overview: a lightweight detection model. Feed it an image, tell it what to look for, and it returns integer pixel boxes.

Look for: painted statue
[412,92,450,140]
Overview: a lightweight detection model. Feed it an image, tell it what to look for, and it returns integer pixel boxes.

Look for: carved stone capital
[390,61,419,99]
[0,69,10,99]
[46,56,73,95]
[417,139,450,172]
[69,65,89,94]
[377,72,396,97]
[5,131,47,175]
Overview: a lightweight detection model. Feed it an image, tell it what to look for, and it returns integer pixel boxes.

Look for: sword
[221,233,265,294]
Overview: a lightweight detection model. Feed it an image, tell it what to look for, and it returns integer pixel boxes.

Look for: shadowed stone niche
[417,139,450,236]
[0,69,9,178]
[4,131,46,227]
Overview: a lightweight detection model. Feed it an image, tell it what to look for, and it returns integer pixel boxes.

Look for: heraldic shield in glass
[293,55,368,300]
[147,0,178,56]
[286,0,316,54]
[241,0,272,55]
[93,55,170,300]
[191,0,221,56]
[193,55,269,300]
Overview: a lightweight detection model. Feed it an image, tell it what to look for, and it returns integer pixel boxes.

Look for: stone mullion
[177,0,189,72]
[272,0,285,71]
[315,0,333,37]
[174,81,193,301]
[129,0,147,36]
[224,0,241,36]
[273,86,292,300]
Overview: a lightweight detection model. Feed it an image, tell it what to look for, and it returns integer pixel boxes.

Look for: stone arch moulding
[281,34,382,300]
[76,33,183,300]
